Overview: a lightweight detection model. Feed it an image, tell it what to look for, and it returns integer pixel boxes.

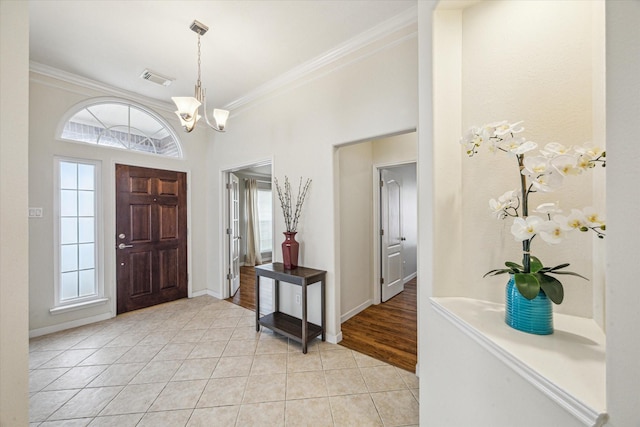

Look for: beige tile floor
[29,296,419,426]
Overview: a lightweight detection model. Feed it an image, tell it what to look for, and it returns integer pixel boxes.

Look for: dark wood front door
[116,164,187,314]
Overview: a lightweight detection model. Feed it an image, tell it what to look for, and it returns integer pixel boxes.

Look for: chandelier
[172,20,229,133]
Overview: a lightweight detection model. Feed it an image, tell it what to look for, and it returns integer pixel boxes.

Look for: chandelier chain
[197,33,202,86]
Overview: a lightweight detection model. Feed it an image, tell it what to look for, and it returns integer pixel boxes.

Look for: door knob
[118,243,133,249]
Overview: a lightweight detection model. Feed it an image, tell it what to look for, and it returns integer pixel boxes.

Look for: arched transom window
[59,99,182,158]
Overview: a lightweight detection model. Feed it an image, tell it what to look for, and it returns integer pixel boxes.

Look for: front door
[229,173,241,296]
[116,164,187,314]
[380,168,404,302]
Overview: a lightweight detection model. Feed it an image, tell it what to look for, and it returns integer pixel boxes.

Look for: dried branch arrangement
[274,176,312,232]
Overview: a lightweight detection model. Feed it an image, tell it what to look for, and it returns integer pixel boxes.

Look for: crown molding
[29,61,176,113]
[223,5,418,111]
[30,5,417,115]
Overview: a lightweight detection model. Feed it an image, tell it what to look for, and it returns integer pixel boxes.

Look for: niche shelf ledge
[430,297,608,427]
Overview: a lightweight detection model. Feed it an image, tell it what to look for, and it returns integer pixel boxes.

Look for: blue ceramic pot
[505,275,553,335]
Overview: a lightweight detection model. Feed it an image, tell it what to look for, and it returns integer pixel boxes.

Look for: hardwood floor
[339,278,417,372]
[226,265,256,311]
[227,265,417,372]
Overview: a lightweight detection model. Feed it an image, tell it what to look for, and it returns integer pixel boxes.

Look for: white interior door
[229,173,241,296]
[380,168,404,302]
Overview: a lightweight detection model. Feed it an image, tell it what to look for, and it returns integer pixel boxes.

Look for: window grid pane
[58,160,97,302]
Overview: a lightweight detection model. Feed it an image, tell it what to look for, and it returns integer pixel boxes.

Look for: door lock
[118,243,133,249]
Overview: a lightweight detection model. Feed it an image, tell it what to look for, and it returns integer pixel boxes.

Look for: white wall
[605,2,640,425]
[28,74,211,334]
[421,0,640,425]
[459,0,597,318]
[338,141,374,319]
[0,1,29,424]
[208,24,418,342]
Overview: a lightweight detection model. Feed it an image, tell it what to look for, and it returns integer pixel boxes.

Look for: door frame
[109,159,193,316]
[228,172,241,297]
[219,158,273,300]
[372,160,416,305]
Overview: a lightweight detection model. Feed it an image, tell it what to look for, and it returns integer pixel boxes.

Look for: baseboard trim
[341,299,373,323]
[193,289,222,300]
[403,272,417,283]
[191,289,208,298]
[29,312,113,338]
[326,331,342,344]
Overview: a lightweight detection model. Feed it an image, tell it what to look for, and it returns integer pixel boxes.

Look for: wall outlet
[295,294,301,305]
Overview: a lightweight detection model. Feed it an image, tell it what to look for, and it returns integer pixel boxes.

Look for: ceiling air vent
[139,69,174,87]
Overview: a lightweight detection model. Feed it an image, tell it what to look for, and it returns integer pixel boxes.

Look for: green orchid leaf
[529,256,544,273]
[514,273,540,300]
[483,269,513,277]
[549,271,589,281]
[537,274,564,304]
[548,263,571,271]
[505,262,523,272]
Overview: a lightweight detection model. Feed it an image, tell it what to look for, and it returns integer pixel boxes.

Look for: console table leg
[321,279,325,341]
[255,275,260,332]
[302,280,308,354]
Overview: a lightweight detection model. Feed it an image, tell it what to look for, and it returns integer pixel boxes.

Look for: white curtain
[245,179,263,266]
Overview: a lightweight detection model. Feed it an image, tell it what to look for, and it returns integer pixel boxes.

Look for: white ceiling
[29,1,416,110]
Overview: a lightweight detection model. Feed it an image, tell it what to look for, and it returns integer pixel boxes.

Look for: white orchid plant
[461,121,606,304]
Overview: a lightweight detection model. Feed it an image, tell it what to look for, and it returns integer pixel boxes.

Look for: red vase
[282,232,299,269]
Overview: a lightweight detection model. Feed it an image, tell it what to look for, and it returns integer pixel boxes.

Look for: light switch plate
[28,207,43,218]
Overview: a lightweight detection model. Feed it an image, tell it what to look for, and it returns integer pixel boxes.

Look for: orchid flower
[582,207,604,227]
[522,156,551,177]
[529,170,563,192]
[489,190,519,219]
[510,216,543,242]
[538,220,566,244]
[551,154,581,176]
[553,209,588,231]
[534,202,562,216]
[541,142,571,156]
[459,127,485,156]
[492,120,525,136]
[499,137,537,155]
[574,142,604,160]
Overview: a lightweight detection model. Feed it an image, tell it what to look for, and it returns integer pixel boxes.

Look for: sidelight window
[54,158,102,308]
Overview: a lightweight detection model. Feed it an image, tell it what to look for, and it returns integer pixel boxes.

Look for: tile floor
[29,296,419,426]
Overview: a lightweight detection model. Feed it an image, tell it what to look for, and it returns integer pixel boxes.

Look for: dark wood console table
[255,262,326,353]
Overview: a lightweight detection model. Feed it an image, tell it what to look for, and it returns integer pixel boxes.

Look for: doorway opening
[222,162,273,312]
[336,132,418,371]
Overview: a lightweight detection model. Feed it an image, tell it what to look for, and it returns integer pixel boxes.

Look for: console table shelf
[258,312,323,343]
[255,262,326,353]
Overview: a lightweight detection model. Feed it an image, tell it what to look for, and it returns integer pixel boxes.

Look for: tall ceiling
[29,1,416,110]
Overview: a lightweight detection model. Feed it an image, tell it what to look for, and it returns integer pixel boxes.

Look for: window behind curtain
[257,187,272,254]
